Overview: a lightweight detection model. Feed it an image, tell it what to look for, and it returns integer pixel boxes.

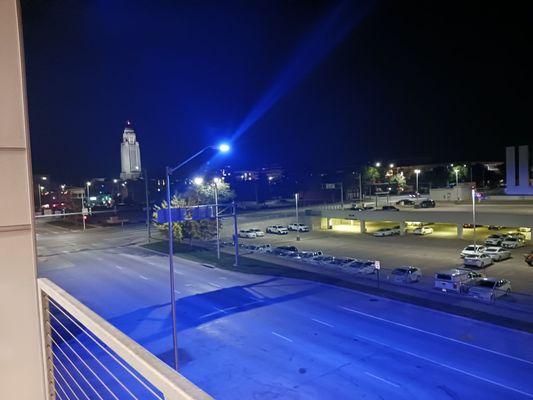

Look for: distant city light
[218,143,230,153]
[193,176,204,186]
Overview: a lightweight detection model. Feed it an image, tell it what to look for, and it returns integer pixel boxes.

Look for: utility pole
[295,193,300,241]
[214,179,220,260]
[472,187,477,248]
[232,201,239,267]
[339,182,344,208]
[359,173,363,205]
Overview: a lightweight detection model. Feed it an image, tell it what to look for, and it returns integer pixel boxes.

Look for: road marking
[339,306,533,366]
[365,372,399,388]
[311,318,334,328]
[219,276,227,280]
[174,290,181,294]
[214,307,228,314]
[114,265,123,270]
[208,282,222,288]
[271,332,293,342]
[185,284,194,287]
[139,274,149,280]
[357,333,533,398]
[200,310,223,319]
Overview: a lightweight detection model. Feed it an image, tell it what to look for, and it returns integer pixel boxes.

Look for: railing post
[38,290,56,400]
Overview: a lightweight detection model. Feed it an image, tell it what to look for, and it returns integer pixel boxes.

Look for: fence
[38,278,212,400]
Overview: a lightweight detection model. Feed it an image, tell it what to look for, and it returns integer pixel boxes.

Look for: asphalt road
[37,224,533,399]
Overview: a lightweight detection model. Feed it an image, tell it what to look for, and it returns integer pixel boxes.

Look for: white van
[434,269,475,293]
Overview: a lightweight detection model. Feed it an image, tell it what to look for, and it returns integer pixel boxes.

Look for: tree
[389,173,406,190]
[363,166,380,183]
[153,181,235,243]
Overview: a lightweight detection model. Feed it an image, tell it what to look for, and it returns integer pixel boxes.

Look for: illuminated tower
[120,121,142,180]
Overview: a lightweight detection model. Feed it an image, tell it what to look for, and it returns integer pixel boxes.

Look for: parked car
[373,226,400,237]
[488,225,504,230]
[299,251,323,259]
[280,251,302,261]
[507,232,526,240]
[308,255,335,266]
[327,257,355,267]
[287,223,309,232]
[381,205,400,211]
[396,199,416,206]
[272,245,298,255]
[464,254,493,268]
[525,251,533,266]
[415,199,436,208]
[391,266,422,283]
[484,234,505,246]
[249,228,265,237]
[238,229,257,238]
[266,225,288,235]
[413,226,433,235]
[468,278,511,301]
[460,244,486,258]
[346,260,376,274]
[434,269,478,293]
[462,224,482,229]
[518,227,532,233]
[501,236,525,249]
[483,247,511,262]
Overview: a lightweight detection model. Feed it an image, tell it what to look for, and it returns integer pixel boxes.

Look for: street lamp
[414,169,421,197]
[454,168,460,201]
[193,176,204,186]
[295,193,300,241]
[213,177,221,260]
[165,142,230,371]
[389,163,394,168]
[60,184,66,192]
[375,162,381,167]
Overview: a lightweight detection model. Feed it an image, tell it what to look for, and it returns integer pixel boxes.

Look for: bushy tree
[153,181,235,243]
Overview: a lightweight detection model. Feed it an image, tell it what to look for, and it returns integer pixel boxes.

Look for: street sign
[324,183,336,189]
[374,260,381,270]
[156,206,215,224]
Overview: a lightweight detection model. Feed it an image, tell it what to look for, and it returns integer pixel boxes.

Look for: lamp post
[414,169,421,198]
[37,185,43,210]
[295,192,300,241]
[165,143,230,371]
[454,168,459,201]
[472,187,477,249]
[213,178,221,259]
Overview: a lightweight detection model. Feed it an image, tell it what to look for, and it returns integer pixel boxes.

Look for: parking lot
[222,212,533,294]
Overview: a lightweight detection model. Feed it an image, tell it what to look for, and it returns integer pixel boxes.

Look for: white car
[468,278,511,301]
[373,226,400,237]
[266,225,288,235]
[287,223,309,232]
[249,228,265,237]
[501,236,525,249]
[299,251,323,260]
[460,244,486,258]
[464,254,493,268]
[238,229,257,238]
[518,227,531,233]
[413,226,433,235]
[484,234,505,246]
[391,266,422,283]
[483,247,512,262]
[345,260,376,274]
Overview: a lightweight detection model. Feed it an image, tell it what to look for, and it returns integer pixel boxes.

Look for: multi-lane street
[37,221,533,399]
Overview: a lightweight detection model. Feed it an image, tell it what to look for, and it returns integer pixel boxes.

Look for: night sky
[22,1,533,183]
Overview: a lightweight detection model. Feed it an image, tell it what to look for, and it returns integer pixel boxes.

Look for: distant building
[120,121,142,180]
[505,145,533,195]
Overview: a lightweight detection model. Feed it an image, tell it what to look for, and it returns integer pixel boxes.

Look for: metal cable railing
[38,278,212,400]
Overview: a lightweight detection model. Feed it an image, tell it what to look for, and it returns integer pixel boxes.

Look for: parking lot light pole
[454,168,460,201]
[295,193,300,241]
[213,178,221,260]
[472,187,477,248]
[414,169,421,198]
[165,143,230,371]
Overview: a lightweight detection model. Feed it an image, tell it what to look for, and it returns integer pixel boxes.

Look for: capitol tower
[120,121,142,180]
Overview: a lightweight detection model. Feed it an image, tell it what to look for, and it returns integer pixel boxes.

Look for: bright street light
[454,168,460,201]
[414,169,421,197]
[113,179,118,183]
[375,162,381,167]
[213,177,221,184]
[193,176,204,186]
[41,176,47,181]
[389,163,394,168]
[218,143,230,153]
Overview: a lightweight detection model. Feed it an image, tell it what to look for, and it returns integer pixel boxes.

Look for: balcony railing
[37,278,212,400]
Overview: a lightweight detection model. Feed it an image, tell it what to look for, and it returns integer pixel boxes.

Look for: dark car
[272,246,299,255]
[381,205,400,211]
[416,199,436,208]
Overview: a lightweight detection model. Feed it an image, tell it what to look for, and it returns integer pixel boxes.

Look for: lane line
[208,282,222,288]
[139,274,149,280]
[271,332,293,342]
[339,306,533,366]
[174,290,181,294]
[214,307,228,314]
[365,372,399,388]
[219,277,227,280]
[114,265,123,270]
[200,310,223,319]
[311,318,334,328]
[185,284,194,287]
[357,333,533,398]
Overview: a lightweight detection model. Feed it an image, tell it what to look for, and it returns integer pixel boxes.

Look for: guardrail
[38,278,212,400]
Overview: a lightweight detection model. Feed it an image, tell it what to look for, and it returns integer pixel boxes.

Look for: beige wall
[0,1,46,398]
